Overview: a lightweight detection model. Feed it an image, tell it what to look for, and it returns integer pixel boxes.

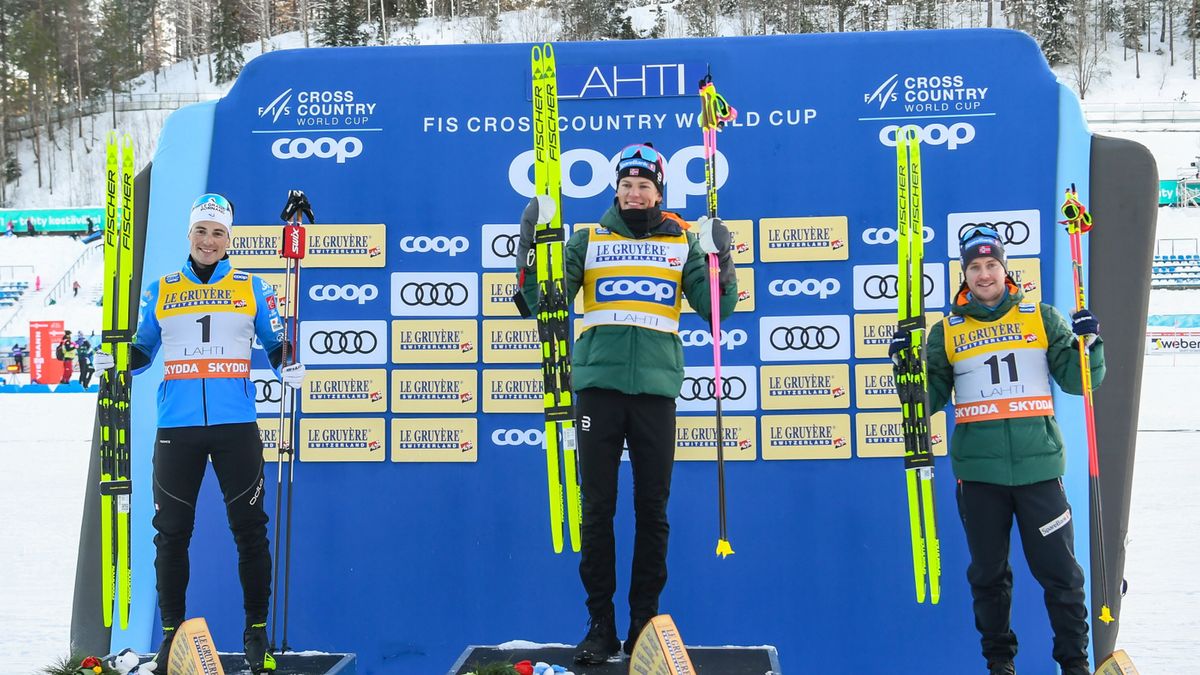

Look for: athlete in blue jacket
[95,194,305,674]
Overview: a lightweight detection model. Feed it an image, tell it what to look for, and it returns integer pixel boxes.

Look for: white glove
[92,350,115,371]
[281,362,307,390]
[695,215,730,255]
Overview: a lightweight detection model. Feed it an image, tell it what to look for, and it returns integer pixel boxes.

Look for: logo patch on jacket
[948,315,965,325]
[1019,303,1037,313]
[233,271,249,281]
[165,272,181,284]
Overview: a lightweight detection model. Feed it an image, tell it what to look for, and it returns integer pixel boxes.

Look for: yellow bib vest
[157,270,257,380]
[943,302,1055,423]
[581,225,689,334]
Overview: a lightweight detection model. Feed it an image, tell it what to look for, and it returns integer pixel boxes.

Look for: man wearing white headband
[94,192,304,674]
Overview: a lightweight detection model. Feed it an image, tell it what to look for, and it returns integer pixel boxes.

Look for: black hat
[616,143,665,194]
[959,225,1007,269]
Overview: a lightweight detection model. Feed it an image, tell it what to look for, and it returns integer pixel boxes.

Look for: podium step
[449,645,780,674]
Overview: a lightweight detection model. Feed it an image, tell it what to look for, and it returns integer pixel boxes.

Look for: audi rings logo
[310,330,378,355]
[861,274,935,300]
[399,282,469,306]
[768,278,841,299]
[956,221,1031,246]
[491,428,544,446]
[309,283,379,305]
[862,227,934,246]
[769,326,842,350]
[400,235,469,257]
[879,122,976,150]
[680,376,748,401]
[679,328,748,349]
[271,136,363,163]
[254,378,282,403]
[490,233,520,259]
[391,273,479,317]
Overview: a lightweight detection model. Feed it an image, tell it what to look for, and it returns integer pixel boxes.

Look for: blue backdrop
[118,29,1096,674]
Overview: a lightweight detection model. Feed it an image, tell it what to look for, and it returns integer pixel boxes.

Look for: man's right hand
[888,328,910,367]
[517,195,556,270]
[92,350,115,371]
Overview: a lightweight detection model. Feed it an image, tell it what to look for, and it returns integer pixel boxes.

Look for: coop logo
[271,136,363,163]
[597,277,677,306]
[679,328,748,350]
[509,145,724,210]
[862,227,934,246]
[863,74,990,114]
[768,278,841,299]
[399,235,469,257]
[879,122,976,150]
[491,428,544,447]
[309,283,379,304]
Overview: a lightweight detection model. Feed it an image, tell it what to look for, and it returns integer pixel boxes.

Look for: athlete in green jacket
[891,225,1104,675]
[515,143,737,664]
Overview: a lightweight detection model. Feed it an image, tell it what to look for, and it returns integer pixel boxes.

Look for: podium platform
[126,652,356,674]
[448,645,781,674]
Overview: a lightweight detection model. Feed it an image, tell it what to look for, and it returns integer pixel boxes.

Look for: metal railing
[1082,101,1200,125]
[44,240,103,306]
[1156,238,1200,257]
[4,91,222,141]
[0,265,35,281]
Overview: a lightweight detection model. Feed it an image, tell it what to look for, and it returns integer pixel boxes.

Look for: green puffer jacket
[518,205,738,399]
[923,282,1106,486]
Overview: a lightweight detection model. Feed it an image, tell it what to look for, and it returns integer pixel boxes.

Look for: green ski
[530,43,581,553]
[895,127,940,604]
[99,132,136,627]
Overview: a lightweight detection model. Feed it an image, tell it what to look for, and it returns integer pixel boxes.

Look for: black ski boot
[574,612,620,665]
[987,661,1016,675]
[243,622,276,673]
[624,615,652,656]
[147,623,178,673]
[1059,660,1090,675]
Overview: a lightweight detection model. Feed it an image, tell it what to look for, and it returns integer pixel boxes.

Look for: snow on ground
[0,237,104,341]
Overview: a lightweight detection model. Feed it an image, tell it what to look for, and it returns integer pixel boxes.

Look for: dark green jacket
[924,283,1106,486]
[518,205,738,399]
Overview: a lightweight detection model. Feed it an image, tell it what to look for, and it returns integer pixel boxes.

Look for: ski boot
[243,622,276,673]
[146,624,178,673]
[987,662,1015,675]
[573,611,620,665]
[623,615,651,656]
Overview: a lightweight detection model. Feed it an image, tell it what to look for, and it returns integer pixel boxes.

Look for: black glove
[1071,309,1099,347]
[888,327,910,367]
[280,190,315,223]
[516,195,556,270]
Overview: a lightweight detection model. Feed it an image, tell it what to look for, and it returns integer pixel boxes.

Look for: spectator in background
[73,280,81,297]
[35,275,41,292]
[4,220,12,237]
[11,344,25,373]
[57,331,77,384]
[77,336,95,388]
[26,218,35,236]
[86,217,96,235]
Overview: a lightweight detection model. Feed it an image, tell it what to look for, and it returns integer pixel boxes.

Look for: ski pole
[1060,185,1113,624]
[271,190,312,651]
[699,72,737,558]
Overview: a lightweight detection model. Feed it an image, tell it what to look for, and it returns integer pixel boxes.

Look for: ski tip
[715,539,735,558]
[1099,605,1116,624]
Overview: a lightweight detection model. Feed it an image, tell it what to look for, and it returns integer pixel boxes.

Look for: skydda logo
[272,136,363,163]
[879,123,975,150]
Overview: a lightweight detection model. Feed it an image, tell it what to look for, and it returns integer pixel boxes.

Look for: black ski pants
[956,478,1089,668]
[576,387,677,622]
[152,422,270,627]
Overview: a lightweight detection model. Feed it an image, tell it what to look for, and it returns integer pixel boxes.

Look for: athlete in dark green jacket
[516,143,737,664]
[891,225,1104,675]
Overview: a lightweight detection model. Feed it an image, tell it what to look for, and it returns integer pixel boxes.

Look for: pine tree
[212,0,245,83]
[317,0,367,46]
[1038,0,1070,65]
[679,0,720,37]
